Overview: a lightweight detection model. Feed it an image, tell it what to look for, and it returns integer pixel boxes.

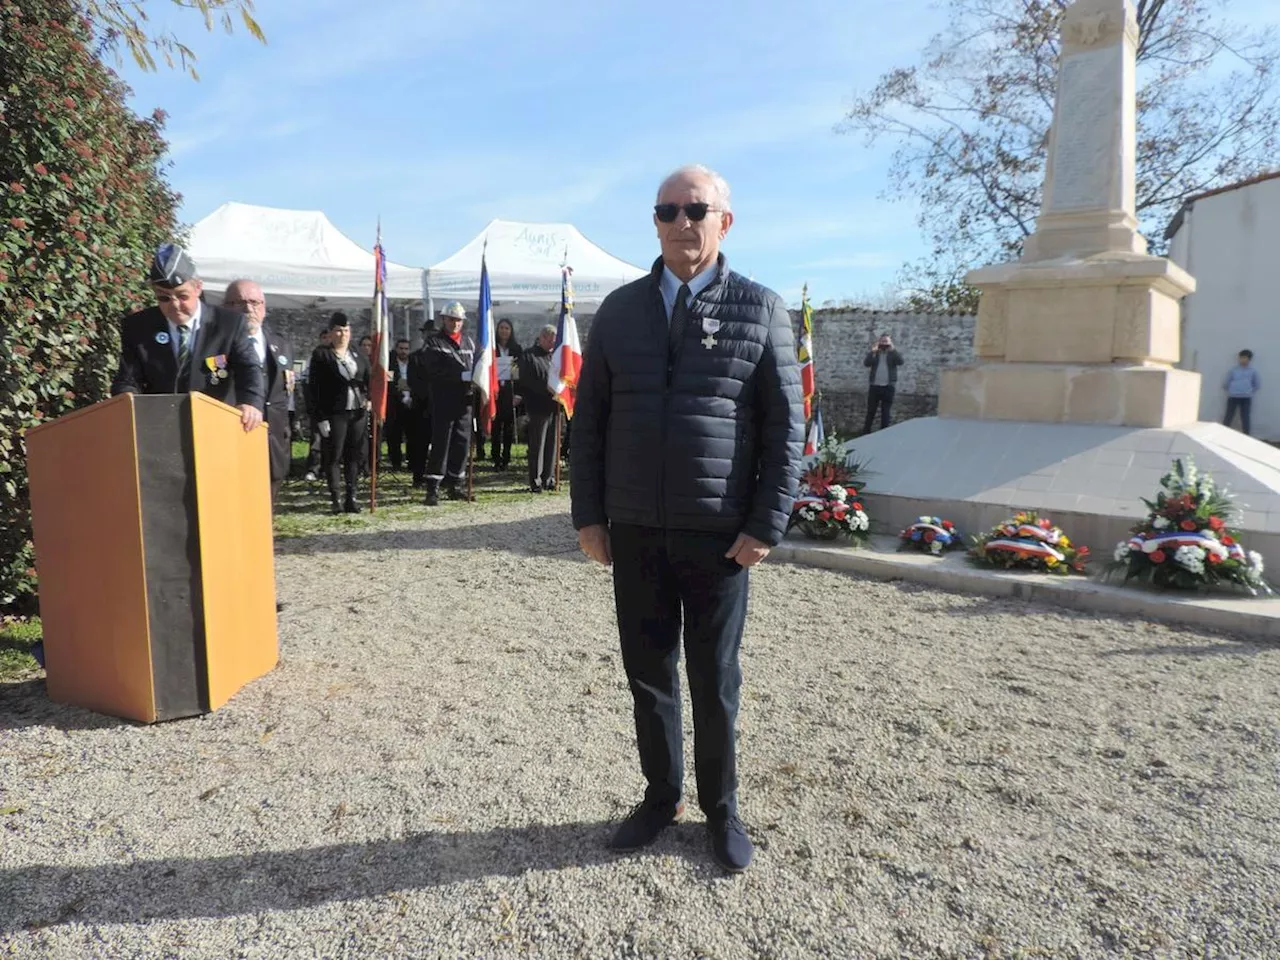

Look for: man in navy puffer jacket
[571,164,804,873]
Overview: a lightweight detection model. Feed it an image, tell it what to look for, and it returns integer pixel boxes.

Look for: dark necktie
[175,324,191,393]
[669,283,691,358]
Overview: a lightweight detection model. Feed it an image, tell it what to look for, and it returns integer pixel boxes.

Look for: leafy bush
[0,0,180,608]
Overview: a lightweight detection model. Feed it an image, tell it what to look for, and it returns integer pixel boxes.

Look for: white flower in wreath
[829,485,848,503]
[1249,551,1265,574]
[1113,541,1131,563]
[1173,545,1206,574]
[801,507,816,521]
[854,512,870,531]
[930,539,944,555]
[1152,516,1171,530]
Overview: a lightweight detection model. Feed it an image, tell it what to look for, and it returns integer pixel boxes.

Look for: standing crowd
[292,305,569,510]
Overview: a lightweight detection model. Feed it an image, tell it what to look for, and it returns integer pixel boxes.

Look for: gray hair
[656,164,732,213]
[540,324,558,339]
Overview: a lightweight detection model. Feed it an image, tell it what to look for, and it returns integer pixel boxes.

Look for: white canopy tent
[423,219,646,314]
[187,201,425,309]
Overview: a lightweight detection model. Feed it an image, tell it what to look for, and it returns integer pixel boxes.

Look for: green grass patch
[0,617,42,681]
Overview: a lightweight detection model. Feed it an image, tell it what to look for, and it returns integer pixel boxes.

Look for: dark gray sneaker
[708,815,753,872]
[608,800,684,852]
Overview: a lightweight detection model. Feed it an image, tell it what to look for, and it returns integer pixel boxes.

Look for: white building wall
[1168,177,1280,440]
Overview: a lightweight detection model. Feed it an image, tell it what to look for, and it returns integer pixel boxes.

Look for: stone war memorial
[847,0,1280,570]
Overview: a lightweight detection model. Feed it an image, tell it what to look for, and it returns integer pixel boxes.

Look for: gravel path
[2,495,1279,958]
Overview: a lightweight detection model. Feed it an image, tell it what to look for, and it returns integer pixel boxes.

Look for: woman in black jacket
[307,312,371,513]
[491,318,522,470]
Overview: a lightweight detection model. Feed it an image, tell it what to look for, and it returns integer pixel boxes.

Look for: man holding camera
[862,333,904,435]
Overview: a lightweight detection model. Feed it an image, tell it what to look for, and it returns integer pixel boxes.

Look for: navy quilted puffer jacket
[570,255,805,546]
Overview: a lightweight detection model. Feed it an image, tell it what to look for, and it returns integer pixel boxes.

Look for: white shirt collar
[168,301,202,352]
[659,261,718,319]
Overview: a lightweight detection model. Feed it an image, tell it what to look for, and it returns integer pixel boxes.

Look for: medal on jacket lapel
[701,317,721,349]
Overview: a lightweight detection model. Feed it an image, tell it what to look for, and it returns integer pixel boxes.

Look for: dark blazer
[518,344,559,417]
[570,255,804,546]
[262,325,293,482]
[388,356,413,412]
[308,346,370,418]
[111,304,265,409]
[863,348,904,384]
[421,331,477,420]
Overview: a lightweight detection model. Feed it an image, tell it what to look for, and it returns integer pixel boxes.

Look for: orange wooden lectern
[25,392,278,723]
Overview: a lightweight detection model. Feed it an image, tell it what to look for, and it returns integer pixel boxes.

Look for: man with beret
[111,243,264,431]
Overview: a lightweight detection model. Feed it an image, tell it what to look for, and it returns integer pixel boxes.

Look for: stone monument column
[938,0,1201,428]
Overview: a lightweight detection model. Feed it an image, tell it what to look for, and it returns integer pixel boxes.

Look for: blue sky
[116,0,1280,308]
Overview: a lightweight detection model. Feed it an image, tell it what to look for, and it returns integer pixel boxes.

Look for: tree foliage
[86,0,265,79]
[844,0,1280,310]
[0,0,181,607]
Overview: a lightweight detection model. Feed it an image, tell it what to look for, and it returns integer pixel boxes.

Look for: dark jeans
[610,523,750,820]
[863,383,895,433]
[306,423,323,474]
[321,409,367,502]
[526,409,559,489]
[384,402,408,469]
[408,403,431,481]
[1224,396,1253,435]
[427,405,472,483]
[492,382,516,465]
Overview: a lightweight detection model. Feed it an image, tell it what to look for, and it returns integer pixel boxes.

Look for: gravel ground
[2,494,1279,959]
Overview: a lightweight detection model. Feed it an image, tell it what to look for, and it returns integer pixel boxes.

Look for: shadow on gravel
[275,511,580,559]
[0,680,137,732]
[0,822,725,930]
[1097,642,1280,658]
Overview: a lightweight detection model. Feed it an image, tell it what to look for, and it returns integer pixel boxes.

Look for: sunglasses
[654,202,723,223]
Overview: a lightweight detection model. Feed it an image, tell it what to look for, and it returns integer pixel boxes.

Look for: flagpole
[553,408,563,490]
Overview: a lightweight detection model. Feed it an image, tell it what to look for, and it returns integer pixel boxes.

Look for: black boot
[444,481,471,502]
[329,495,342,515]
[424,479,440,507]
[343,494,360,514]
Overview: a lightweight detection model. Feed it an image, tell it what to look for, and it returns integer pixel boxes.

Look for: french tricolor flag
[472,251,498,426]
[548,264,582,418]
[803,407,824,456]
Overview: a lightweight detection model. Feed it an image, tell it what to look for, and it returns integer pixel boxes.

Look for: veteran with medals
[111,243,264,431]
[570,165,804,873]
[224,279,294,505]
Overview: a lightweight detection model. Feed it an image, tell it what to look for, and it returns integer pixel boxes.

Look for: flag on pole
[369,224,390,422]
[548,260,582,418]
[472,249,498,426]
[804,406,825,456]
[798,283,816,421]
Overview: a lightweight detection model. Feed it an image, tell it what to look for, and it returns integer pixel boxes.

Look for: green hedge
[0,0,180,608]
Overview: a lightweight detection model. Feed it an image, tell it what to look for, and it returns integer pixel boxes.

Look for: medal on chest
[701,317,721,350]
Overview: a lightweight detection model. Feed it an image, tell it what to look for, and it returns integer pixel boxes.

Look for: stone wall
[798,308,976,436]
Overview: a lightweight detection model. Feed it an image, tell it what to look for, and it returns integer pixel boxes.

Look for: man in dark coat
[385,338,413,471]
[570,164,804,873]
[307,312,371,514]
[111,243,264,430]
[420,301,476,506]
[517,324,561,493]
[406,320,436,487]
[224,279,293,505]
[862,333,905,434]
